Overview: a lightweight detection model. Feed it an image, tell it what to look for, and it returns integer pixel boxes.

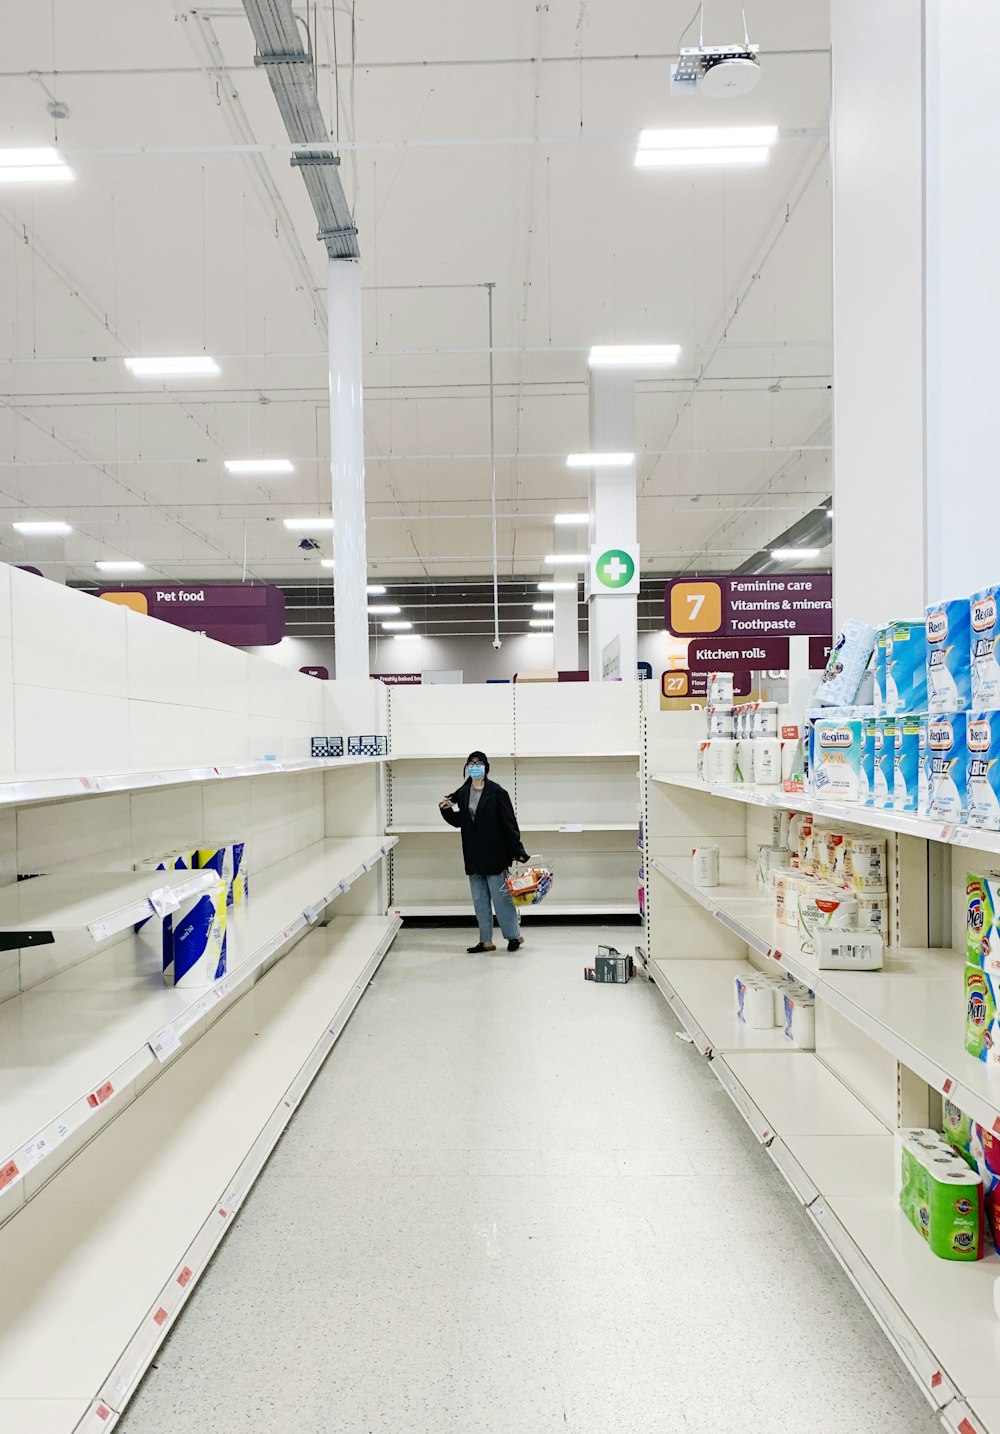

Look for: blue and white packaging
[195,841,249,907]
[927,711,969,823]
[972,588,1000,711]
[968,713,1000,831]
[873,629,889,713]
[893,713,923,813]
[861,717,877,807]
[918,714,931,816]
[810,719,864,802]
[165,884,227,988]
[927,598,972,714]
[815,621,877,708]
[886,621,928,715]
[873,718,894,810]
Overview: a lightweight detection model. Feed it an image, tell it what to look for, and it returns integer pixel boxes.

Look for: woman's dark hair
[464,750,490,777]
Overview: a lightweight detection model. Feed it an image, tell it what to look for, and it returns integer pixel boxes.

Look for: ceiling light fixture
[544,553,587,565]
[538,581,576,592]
[95,560,145,573]
[283,517,334,531]
[635,126,777,168]
[12,521,72,535]
[532,603,555,612]
[553,513,590,526]
[367,583,387,594]
[368,605,401,615]
[588,344,680,368]
[382,620,413,631]
[393,633,422,642]
[770,547,820,561]
[529,619,554,628]
[225,458,294,476]
[0,148,73,183]
[124,356,220,379]
[566,453,634,469]
[320,559,335,568]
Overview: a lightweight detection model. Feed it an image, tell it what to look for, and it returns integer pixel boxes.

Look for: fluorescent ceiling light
[13,520,72,535]
[283,517,334,531]
[393,633,422,642]
[544,553,587,565]
[367,584,387,595]
[588,344,680,368]
[533,603,554,612]
[224,458,294,476]
[368,604,401,615]
[96,560,145,573]
[125,356,220,379]
[770,547,820,560]
[636,126,777,168]
[0,148,73,183]
[554,513,590,526]
[566,453,634,469]
[538,581,576,591]
[382,620,413,631]
[529,619,554,628]
[320,559,335,568]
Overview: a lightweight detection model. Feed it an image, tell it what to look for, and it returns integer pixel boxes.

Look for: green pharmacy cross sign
[592,546,638,594]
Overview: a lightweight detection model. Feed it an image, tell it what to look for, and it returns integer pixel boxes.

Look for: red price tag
[87,1081,115,1109]
[177,1266,192,1288]
[0,1159,19,1192]
[958,1420,978,1434]
[153,1306,168,1326]
[930,1371,942,1389]
[943,1078,955,1095]
[96,1408,111,1423]
[781,725,800,740]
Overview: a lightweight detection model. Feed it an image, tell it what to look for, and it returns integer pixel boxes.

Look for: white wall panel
[11,572,129,700]
[198,639,250,715]
[515,681,639,755]
[17,794,131,875]
[124,612,203,708]
[15,688,130,778]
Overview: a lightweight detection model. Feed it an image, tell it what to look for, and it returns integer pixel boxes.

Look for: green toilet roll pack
[896,1128,984,1261]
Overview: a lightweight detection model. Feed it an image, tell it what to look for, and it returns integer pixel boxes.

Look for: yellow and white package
[163,882,227,988]
[195,841,249,907]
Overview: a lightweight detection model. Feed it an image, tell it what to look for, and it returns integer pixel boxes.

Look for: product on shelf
[970,1124,1000,1255]
[797,886,858,956]
[195,841,249,907]
[918,713,930,816]
[134,847,198,935]
[815,928,884,970]
[972,587,1000,710]
[753,702,779,738]
[768,810,791,848]
[943,1098,975,1156]
[967,873,995,964]
[733,736,752,784]
[780,729,805,788]
[815,620,877,708]
[927,711,969,822]
[873,627,889,713]
[706,738,737,785]
[886,621,928,714]
[965,962,1000,1067]
[787,813,809,867]
[755,845,791,888]
[873,717,894,809]
[842,836,887,891]
[751,737,782,786]
[165,882,227,988]
[856,889,889,938]
[695,741,711,781]
[707,705,734,739]
[587,946,633,983]
[691,846,719,888]
[310,736,345,758]
[347,734,388,757]
[707,672,735,705]
[896,1129,984,1261]
[782,986,816,1046]
[893,713,923,813]
[967,712,1000,830]
[809,718,865,802]
[734,972,775,1028]
[926,598,972,713]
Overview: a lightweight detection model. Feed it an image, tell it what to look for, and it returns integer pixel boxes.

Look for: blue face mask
[467,763,486,780]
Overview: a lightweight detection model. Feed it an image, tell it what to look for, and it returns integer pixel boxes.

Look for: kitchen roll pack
[926,597,972,713]
[816,621,877,708]
[896,1128,984,1261]
[166,884,228,988]
[195,841,250,906]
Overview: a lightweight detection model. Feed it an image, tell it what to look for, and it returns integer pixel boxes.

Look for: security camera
[492,637,502,651]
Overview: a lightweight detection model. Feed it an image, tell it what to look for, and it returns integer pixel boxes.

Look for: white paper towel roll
[753,739,782,786]
[707,739,737,784]
[692,846,720,887]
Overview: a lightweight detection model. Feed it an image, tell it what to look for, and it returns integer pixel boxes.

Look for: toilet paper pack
[886,621,928,715]
[859,718,875,808]
[967,713,1000,831]
[872,718,893,810]
[897,1129,984,1261]
[873,628,889,713]
[196,841,249,906]
[810,719,864,803]
[783,988,815,1047]
[843,836,888,892]
[857,890,889,939]
[972,587,1000,710]
[164,883,227,988]
[927,712,969,822]
[927,598,972,713]
[734,974,775,1029]
[815,621,877,708]
[965,963,1000,1068]
[918,714,931,816]
[893,713,923,813]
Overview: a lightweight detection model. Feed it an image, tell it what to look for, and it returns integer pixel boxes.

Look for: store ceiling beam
[240,0,359,260]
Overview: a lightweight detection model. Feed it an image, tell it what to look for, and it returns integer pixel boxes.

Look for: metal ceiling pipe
[240,0,359,259]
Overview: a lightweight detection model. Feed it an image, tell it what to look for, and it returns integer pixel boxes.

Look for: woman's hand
[438,796,455,809]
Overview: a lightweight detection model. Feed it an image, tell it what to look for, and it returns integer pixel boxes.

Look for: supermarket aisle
[120,925,938,1434]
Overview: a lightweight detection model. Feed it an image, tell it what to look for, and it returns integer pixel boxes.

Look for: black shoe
[507,938,524,952]
[467,941,496,953]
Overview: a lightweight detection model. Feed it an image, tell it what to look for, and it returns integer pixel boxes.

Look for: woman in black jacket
[438,750,529,953]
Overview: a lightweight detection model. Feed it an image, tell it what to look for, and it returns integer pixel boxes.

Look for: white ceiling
[0,0,832,584]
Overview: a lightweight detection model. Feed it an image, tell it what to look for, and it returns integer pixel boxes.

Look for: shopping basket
[505,857,554,908]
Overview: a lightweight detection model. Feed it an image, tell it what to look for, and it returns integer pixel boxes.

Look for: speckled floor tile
[118,923,940,1434]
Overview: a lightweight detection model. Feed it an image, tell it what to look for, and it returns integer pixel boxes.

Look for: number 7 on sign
[668,580,723,635]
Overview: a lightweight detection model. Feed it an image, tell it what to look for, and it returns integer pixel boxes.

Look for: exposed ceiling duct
[241,0,359,260]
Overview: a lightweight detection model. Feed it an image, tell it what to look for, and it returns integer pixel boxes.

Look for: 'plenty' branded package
[809,719,864,803]
[893,712,923,813]
[972,587,1000,710]
[897,1129,984,1261]
[967,873,996,967]
[967,713,1000,831]
[966,962,1000,1068]
[926,598,972,713]
[885,621,928,715]
[927,711,968,823]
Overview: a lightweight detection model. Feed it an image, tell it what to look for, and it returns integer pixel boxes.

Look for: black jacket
[440,778,528,876]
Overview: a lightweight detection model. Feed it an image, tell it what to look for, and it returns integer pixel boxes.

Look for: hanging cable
[486,282,500,649]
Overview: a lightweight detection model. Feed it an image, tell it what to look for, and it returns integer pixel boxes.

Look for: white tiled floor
[119,924,940,1434]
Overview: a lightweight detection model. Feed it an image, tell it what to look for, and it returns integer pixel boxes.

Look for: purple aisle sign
[809,636,834,670]
[300,666,329,680]
[664,573,832,638]
[660,669,753,700]
[687,637,790,672]
[373,672,422,685]
[97,585,285,647]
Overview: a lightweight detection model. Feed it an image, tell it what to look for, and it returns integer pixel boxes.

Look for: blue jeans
[469,872,521,943]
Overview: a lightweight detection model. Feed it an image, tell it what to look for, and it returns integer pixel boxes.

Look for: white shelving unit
[641,699,1000,1433]
[384,684,643,919]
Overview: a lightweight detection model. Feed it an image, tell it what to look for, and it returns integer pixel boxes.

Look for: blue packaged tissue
[918,714,930,815]
[968,712,1000,831]
[861,716,877,807]
[928,711,969,823]
[810,718,864,802]
[816,621,877,708]
[886,621,928,715]
[873,629,889,713]
[873,717,894,810]
[893,713,923,813]
[972,588,1000,711]
[927,598,972,714]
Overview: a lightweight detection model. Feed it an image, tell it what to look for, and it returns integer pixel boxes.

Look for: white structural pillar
[587,370,638,681]
[328,258,370,680]
[552,522,581,671]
